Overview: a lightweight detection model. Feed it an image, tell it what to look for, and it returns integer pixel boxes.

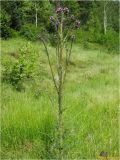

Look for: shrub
[74,29,90,49]
[75,29,83,43]
[20,24,45,41]
[2,42,40,90]
[95,29,119,53]
[9,28,19,37]
[104,29,119,53]
[75,28,119,53]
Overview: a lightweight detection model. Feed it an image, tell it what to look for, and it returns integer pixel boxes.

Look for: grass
[1,37,119,159]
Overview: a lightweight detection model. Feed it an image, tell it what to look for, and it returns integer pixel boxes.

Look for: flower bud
[63,7,69,14]
[75,20,80,28]
[71,15,75,20]
[50,16,55,22]
[56,7,63,15]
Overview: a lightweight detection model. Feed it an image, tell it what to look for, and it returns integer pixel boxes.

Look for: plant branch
[68,36,74,63]
[63,37,74,85]
[41,38,59,94]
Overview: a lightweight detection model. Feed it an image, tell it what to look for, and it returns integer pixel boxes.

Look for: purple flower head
[63,7,69,14]
[56,7,63,15]
[50,16,55,22]
[75,20,80,28]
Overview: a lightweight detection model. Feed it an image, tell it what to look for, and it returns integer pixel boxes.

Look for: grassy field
[1,38,119,159]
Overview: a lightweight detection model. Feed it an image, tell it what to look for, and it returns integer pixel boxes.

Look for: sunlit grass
[1,38,119,159]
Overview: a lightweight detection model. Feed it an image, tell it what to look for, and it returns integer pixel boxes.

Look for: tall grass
[1,38,119,159]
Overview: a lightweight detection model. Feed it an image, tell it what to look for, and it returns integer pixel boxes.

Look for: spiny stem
[57,12,64,160]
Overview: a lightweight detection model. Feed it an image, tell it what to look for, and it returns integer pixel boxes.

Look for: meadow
[1,38,119,159]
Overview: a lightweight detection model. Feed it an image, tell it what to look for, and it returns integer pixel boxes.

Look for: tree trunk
[35,2,38,28]
[103,2,107,35]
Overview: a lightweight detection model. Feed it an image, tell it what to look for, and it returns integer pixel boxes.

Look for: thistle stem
[57,12,64,160]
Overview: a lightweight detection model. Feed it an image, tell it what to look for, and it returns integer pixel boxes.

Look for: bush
[104,29,119,53]
[75,28,119,53]
[74,29,90,49]
[95,29,119,53]
[20,24,45,41]
[9,28,19,37]
[2,42,40,90]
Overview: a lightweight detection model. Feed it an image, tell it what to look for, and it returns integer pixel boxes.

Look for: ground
[1,38,119,159]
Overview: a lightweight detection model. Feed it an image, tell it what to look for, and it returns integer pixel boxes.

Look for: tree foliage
[1,0,119,52]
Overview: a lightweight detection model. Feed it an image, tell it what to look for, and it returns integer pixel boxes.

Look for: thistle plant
[41,6,80,159]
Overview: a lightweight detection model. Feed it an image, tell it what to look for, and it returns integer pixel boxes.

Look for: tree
[106,1,119,32]
[35,1,38,28]
[1,1,24,30]
[77,0,93,26]
[102,0,111,35]
[23,0,53,28]
[1,9,11,38]
[96,0,119,34]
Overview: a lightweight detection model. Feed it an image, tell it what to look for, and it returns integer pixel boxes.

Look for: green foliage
[61,0,80,15]
[86,3,102,43]
[75,29,87,43]
[1,1,24,30]
[20,24,44,41]
[75,27,119,53]
[104,29,119,53]
[2,42,40,90]
[1,39,119,159]
[1,10,11,39]
[9,28,20,38]
[96,29,119,53]
[1,0,119,52]
[1,9,20,39]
